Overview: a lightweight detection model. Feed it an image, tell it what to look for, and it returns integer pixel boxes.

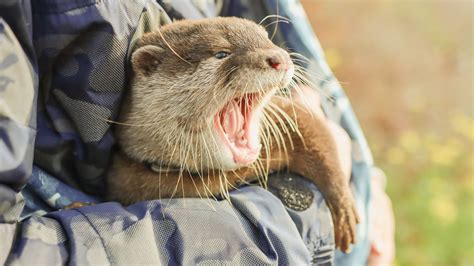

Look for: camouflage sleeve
[0,2,37,263]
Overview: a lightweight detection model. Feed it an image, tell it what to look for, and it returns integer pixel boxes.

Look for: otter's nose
[267,56,282,69]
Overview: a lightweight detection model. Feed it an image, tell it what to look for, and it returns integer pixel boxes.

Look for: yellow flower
[430,148,459,167]
[428,176,445,194]
[423,133,439,148]
[399,130,421,153]
[451,113,474,141]
[386,146,405,165]
[429,138,462,167]
[462,174,474,194]
[429,195,458,225]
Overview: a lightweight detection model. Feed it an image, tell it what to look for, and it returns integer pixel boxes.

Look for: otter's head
[117,17,294,172]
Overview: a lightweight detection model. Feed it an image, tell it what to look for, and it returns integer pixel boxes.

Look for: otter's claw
[328,198,360,253]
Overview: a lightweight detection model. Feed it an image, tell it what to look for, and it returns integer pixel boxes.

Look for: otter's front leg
[271,96,360,253]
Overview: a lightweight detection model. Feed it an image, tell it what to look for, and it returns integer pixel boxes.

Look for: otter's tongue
[215,96,260,165]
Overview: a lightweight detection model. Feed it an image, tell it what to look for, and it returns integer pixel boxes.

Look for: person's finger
[368,174,396,265]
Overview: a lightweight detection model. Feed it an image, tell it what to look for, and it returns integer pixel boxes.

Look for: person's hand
[368,168,396,265]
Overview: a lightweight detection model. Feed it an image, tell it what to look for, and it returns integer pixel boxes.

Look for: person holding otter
[0,0,394,265]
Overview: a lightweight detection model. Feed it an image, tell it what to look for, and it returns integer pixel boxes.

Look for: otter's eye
[214,51,230,59]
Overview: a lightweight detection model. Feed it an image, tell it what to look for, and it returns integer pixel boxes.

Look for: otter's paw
[328,198,360,253]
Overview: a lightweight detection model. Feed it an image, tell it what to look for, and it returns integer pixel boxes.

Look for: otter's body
[106,17,358,252]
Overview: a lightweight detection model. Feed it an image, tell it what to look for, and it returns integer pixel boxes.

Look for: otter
[106,17,358,252]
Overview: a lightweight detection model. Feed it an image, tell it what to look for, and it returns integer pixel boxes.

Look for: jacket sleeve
[0,0,38,263]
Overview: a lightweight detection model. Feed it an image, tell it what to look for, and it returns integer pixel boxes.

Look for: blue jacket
[0,0,372,264]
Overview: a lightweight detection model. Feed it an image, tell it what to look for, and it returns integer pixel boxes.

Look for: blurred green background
[302,1,473,265]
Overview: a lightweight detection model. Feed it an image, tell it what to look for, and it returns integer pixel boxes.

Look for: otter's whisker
[264,106,291,150]
[264,19,289,29]
[268,101,306,149]
[230,169,251,187]
[270,0,280,41]
[254,158,267,188]
[259,117,273,175]
[293,67,337,103]
[259,14,291,25]
[197,138,219,206]
[263,108,289,167]
[155,26,192,65]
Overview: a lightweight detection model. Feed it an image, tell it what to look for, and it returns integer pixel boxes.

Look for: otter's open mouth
[214,93,262,165]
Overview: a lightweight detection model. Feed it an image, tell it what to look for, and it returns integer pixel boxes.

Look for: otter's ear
[131,45,165,75]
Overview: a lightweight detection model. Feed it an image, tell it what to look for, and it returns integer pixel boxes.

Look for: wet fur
[107,17,359,252]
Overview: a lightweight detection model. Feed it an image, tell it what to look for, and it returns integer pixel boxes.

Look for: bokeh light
[302,1,473,264]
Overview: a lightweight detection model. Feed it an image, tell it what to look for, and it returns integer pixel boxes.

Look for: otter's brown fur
[106,17,359,252]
